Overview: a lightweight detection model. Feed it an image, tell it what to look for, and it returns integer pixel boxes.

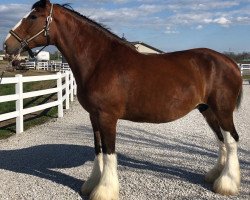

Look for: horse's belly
[123,97,198,123]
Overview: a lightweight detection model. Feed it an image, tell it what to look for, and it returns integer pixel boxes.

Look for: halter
[9,4,54,58]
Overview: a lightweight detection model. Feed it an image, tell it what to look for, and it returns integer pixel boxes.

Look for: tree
[223,52,250,63]
[50,50,62,60]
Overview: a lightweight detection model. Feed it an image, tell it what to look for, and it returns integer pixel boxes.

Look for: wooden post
[70,71,74,102]
[73,75,77,96]
[15,74,23,133]
[57,72,63,118]
[65,71,70,109]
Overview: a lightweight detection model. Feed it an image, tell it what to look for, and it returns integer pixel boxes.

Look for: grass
[243,75,250,80]
[0,69,59,139]
[0,107,58,138]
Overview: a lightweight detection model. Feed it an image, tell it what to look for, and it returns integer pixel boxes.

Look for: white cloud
[164,26,179,34]
[236,16,250,24]
[196,25,203,30]
[214,17,231,26]
[1,0,250,47]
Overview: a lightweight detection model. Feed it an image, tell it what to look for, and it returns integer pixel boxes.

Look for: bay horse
[4,0,243,199]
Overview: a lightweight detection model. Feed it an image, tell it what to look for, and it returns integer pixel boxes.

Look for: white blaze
[5,9,35,42]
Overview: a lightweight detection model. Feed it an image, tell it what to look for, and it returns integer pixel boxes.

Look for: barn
[131,41,165,54]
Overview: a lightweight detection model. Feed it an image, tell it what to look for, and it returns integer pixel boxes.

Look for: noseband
[9,4,54,58]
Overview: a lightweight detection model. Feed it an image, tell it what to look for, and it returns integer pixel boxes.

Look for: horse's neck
[53,8,115,85]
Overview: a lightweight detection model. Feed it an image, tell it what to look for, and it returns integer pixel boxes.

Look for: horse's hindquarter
[122,51,205,123]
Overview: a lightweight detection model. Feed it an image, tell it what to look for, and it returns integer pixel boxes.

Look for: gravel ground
[0,84,249,200]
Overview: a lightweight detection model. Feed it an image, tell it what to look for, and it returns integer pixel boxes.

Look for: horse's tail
[236,85,243,110]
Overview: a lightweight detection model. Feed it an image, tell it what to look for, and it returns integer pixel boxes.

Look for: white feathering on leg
[205,140,227,183]
[213,130,241,196]
[90,154,119,200]
[81,154,103,196]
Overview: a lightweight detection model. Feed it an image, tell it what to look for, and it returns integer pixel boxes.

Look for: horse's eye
[29,15,37,20]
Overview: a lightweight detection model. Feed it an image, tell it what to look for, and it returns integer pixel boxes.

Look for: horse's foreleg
[90,114,119,200]
[81,115,103,196]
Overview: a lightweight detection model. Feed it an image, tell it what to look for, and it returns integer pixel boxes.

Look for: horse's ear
[40,0,50,4]
[32,0,50,9]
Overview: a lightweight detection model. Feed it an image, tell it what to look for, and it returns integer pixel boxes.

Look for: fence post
[73,78,77,96]
[70,71,74,102]
[65,71,70,109]
[15,74,23,133]
[57,72,63,118]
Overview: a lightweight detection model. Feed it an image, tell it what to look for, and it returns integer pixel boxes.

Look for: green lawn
[243,75,250,80]
[0,70,59,139]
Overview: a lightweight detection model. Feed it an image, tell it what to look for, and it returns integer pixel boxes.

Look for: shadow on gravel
[0,144,94,199]
[118,153,212,191]
[118,126,250,170]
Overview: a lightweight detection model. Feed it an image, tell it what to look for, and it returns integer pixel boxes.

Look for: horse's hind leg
[213,113,240,195]
[81,115,103,196]
[200,108,227,183]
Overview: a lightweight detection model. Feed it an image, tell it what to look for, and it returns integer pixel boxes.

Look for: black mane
[58,5,124,41]
[31,0,125,42]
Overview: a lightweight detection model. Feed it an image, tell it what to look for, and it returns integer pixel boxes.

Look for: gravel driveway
[0,84,249,200]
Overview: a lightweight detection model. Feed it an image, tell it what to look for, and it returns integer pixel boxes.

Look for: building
[0,54,4,61]
[36,51,50,61]
[131,41,165,54]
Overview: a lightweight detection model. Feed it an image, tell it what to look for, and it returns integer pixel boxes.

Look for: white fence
[239,64,250,83]
[0,71,77,134]
[37,61,49,70]
[21,61,70,72]
[240,64,250,76]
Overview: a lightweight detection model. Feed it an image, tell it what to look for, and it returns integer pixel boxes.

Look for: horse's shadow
[0,124,248,198]
[0,142,211,198]
[0,144,94,198]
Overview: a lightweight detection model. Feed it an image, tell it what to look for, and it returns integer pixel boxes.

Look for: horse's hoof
[90,185,119,200]
[213,175,239,196]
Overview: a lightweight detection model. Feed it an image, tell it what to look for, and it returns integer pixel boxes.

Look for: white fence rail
[21,61,36,69]
[21,61,70,72]
[0,71,77,134]
[37,62,49,70]
[239,64,250,84]
[240,64,250,76]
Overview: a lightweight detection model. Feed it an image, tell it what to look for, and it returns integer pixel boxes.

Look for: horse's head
[4,0,54,57]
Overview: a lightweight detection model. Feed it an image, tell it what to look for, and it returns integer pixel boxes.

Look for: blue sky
[1,0,250,53]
